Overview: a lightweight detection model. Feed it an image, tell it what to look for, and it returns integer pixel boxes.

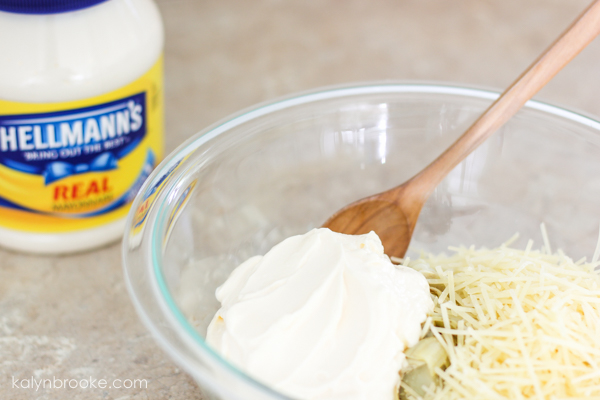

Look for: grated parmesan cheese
[397,234,600,400]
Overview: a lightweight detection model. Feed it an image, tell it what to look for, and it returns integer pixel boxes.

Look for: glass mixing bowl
[122,83,600,400]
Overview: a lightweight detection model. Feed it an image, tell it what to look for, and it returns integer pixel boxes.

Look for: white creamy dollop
[206,228,433,400]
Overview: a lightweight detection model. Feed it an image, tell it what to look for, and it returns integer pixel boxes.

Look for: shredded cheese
[402,235,600,399]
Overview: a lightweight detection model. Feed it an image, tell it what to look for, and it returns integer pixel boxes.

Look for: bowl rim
[122,81,600,399]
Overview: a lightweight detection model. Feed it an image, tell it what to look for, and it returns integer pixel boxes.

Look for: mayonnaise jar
[0,0,164,254]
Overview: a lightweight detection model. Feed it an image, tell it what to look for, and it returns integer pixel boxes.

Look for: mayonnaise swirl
[206,228,433,399]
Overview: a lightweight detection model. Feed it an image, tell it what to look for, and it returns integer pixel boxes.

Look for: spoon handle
[407,0,600,197]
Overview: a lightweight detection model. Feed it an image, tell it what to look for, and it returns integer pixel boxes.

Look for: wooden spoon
[323,0,600,258]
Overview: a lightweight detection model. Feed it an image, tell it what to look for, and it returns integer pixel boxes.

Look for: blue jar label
[0,93,147,184]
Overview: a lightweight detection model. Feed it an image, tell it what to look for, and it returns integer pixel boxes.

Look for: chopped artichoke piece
[399,337,448,399]
[405,337,448,376]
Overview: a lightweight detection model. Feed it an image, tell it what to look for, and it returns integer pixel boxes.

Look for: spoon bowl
[323,185,420,257]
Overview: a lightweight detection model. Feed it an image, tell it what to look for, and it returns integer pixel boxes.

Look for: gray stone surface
[1,0,599,398]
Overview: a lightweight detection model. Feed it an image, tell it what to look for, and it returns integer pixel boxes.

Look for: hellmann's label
[0,57,163,233]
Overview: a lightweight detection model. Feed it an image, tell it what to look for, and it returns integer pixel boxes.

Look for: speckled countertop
[2,0,600,399]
